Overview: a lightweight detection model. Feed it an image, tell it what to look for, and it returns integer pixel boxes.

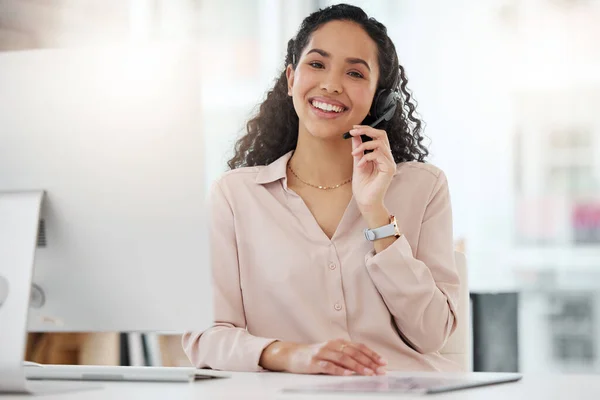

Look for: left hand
[348,125,396,215]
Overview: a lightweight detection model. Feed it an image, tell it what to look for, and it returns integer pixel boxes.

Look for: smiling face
[286,20,380,140]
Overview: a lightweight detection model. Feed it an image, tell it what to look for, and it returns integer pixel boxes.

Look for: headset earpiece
[369,88,398,125]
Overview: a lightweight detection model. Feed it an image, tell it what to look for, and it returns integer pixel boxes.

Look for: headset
[342,87,400,140]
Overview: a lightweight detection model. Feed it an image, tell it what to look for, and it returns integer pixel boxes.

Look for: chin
[303,118,353,140]
[306,126,346,140]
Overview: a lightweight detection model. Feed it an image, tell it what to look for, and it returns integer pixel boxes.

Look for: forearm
[365,236,459,353]
[183,326,279,371]
[394,290,456,353]
[258,341,300,372]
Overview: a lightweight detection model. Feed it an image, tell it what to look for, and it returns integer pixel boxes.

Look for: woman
[183,3,461,376]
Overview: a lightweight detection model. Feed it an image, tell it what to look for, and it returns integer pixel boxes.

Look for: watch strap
[363,215,400,241]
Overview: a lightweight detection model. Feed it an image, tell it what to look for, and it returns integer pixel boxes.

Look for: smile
[308,98,349,119]
[310,100,346,113]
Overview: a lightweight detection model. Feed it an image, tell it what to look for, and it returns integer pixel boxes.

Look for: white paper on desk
[281,374,522,395]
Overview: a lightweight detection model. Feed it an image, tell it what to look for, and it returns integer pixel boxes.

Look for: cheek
[291,82,308,106]
[293,68,322,98]
[290,75,304,105]
[292,69,308,93]
[351,88,375,115]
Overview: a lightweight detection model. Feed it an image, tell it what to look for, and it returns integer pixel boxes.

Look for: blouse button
[329,263,336,270]
[334,303,342,311]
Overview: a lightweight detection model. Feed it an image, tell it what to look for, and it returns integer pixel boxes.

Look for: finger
[356,149,394,170]
[349,126,390,146]
[347,126,386,140]
[320,349,374,376]
[316,360,354,376]
[343,345,387,375]
[351,135,363,167]
[351,342,388,367]
[351,139,388,156]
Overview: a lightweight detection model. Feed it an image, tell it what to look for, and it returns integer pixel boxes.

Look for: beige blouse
[183,150,461,372]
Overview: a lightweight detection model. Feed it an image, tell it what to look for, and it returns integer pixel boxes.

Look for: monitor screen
[0,44,213,333]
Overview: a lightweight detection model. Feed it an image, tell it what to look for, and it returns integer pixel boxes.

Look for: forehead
[305,20,379,66]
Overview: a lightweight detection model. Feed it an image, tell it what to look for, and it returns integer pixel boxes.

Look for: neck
[289,127,353,187]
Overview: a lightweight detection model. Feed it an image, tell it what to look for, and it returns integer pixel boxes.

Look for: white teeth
[311,100,344,113]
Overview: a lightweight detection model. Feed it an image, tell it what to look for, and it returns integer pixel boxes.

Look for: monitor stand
[0,191,101,395]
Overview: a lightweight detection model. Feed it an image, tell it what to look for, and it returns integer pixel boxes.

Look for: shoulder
[209,165,266,201]
[215,166,262,189]
[391,161,449,197]
[395,161,446,182]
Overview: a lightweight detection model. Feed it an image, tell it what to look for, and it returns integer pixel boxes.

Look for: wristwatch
[364,215,401,241]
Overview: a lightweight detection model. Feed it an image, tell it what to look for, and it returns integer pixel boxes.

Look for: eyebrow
[306,48,371,72]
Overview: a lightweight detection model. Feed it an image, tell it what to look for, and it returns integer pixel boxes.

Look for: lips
[308,96,348,111]
[308,97,349,114]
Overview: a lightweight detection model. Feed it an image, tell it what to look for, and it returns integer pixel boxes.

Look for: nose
[320,71,343,94]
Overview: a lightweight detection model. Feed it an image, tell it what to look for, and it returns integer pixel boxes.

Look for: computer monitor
[0,45,213,392]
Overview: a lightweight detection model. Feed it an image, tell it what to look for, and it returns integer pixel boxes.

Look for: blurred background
[2,0,599,373]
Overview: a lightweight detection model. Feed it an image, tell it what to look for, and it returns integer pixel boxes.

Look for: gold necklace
[287,162,352,190]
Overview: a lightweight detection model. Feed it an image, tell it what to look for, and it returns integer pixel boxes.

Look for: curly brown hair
[227,3,428,170]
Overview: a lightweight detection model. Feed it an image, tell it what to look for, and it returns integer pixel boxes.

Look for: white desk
[4,371,600,399]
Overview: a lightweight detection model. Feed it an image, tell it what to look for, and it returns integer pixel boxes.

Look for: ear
[285,64,295,96]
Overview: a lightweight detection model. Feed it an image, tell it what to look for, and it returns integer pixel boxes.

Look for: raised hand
[348,125,396,215]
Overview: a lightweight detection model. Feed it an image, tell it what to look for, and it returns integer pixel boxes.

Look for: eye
[348,71,364,79]
[309,61,324,69]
